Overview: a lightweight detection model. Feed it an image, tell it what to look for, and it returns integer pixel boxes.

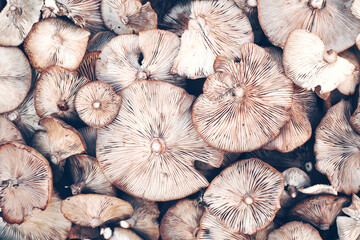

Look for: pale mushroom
[0,116,25,145]
[337,49,360,95]
[337,194,360,240]
[268,221,322,240]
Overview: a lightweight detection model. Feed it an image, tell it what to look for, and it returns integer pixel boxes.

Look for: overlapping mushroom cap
[337,194,360,240]
[0,116,25,145]
[268,221,322,240]
[203,158,284,235]
[192,43,293,152]
[258,0,360,52]
[96,80,223,201]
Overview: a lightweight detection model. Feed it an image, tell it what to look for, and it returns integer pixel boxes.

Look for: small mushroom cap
[0,0,43,46]
[193,44,293,152]
[283,29,356,94]
[203,158,284,235]
[315,100,360,195]
[77,51,100,81]
[0,116,25,145]
[298,184,338,196]
[96,80,223,201]
[24,17,90,72]
[109,228,143,240]
[337,50,360,95]
[75,81,121,128]
[268,221,322,240]
[283,167,311,190]
[101,0,157,35]
[86,31,116,52]
[0,142,52,224]
[35,65,90,122]
[336,216,360,240]
[61,194,133,228]
[0,46,32,114]
[352,0,360,19]
[291,195,349,231]
[160,199,203,240]
[39,116,86,165]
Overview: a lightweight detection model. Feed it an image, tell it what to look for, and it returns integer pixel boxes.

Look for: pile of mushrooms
[2,0,360,239]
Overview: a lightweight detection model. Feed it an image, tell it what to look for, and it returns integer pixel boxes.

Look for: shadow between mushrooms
[96,80,223,201]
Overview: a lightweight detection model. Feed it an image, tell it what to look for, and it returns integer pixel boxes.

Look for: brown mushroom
[61,194,133,228]
[0,142,52,224]
[203,158,284,235]
[69,225,100,240]
[86,31,116,52]
[75,81,121,128]
[268,221,322,240]
[77,51,100,81]
[0,116,25,145]
[282,168,311,200]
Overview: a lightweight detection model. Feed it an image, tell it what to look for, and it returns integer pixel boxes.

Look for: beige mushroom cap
[268,221,322,240]
[352,0,360,19]
[337,194,360,240]
[0,116,25,145]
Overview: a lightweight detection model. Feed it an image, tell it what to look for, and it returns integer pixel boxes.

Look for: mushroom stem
[323,50,337,64]
[150,138,165,154]
[90,218,101,228]
[319,223,330,231]
[288,185,298,198]
[1,178,19,188]
[51,153,61,165]
[7,111,19,122]
[70,181,86,195]
[57,100,69,111]
[232,86,246,102]
[100,227,113,239]
[92,100,101,109]
[120,218,136,229]
[244,195,254,205]
[120,15,129,25]
[247,0,257,7]
[309,0,326,9]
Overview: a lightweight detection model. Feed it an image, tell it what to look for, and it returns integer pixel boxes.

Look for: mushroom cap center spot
[232,86,246,101]
[9,5,17,11]
[244,195,254,205]
[309,0,326,9]
[151,138,165,154]
[93,100,101,109]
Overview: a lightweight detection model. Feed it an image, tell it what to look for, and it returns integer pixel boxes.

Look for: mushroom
[0,0,43,46]
[282,168,311,202]
[24,17,90,72]
[0,116,25,145]
[315,100,360,195]
[34,65,90,122]
[105,228,143,240]
[283,29,356,95]
[192,44,293,152]
[298,184,338,196]
[95,29,184,93]
[69,225,100,240]
[203,158,284,235]
[77,51,100,81]
[268,221,322,240]
[96,80,223,201]
[0,192,72,240]
[160,199,204,240]
[75,81,122,128]
[86,31,116,52]
[77,126,97,157]
[171,0,254,79]
[0,142,52,224]
[337,194,360,240]
[67,154,116,196]
[61,194,133,228]
[290,195,349,230]
[0,46,32,114]
[337,49,360,95]
[101,0,157,35]
[258,0,360,52]
[352,0,360,19]
[161,2,191,36]
[39,116,86,165]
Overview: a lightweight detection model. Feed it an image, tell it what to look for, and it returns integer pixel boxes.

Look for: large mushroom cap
[315,100,360,195]
[0,46,32,114]
[192,44,293,152]
[337,194,360,240]
[97,80,223,201]
[283,29,356,94]
[203,158,284,235]
[0,0,43,46]
[24,17,90,72]
[268,221,322,240]
[0,116,25,145]
[258,0,360,52]
[61,194,133,228]
[0,142,52,224]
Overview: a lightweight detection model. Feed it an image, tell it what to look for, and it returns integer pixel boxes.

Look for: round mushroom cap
[0,0,43,46]
[61,194,133,228]
[0,142,52,224]
[101,0,157,35]
[192,44,293,152]
[258,0,360,52]
[268,221,322,240]
[160,199,203,240]
[203,158,284,235]
[0,46,32,114]
[0,116,25,145]
[24,17,90,72]
[283,29,356,94]
[75,81,121,128]
[315,100,360,195]
[97,80,223,201]
[35,65,90,122]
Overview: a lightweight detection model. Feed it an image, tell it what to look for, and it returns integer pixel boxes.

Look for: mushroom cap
[268,221,322,240]
[0,116,25,145]
[351,88,360,134]
[35,65,90,122]
[0,0,43,46]
[109,228,143,240]
[298,184,338,196]
[31,130,51,160]
[0,46,32,114]
[171,0,254,79]
[315,100,360,195]
[0,142,52,224]
[337,50,360,95]
[67,154,116,196]
[24,17,90,72]
[258,0,360,52]
[0,193,72,240]
[77,51,100,81]
[203,158,284,235]
[290,195,349,231]
[283,29,356,94]
[336,216,360,240]
[352,0,360,19]
[342,194,360,220]
[162,2,191,36]
[192,44,293,152]
[96,80,223,201]
[61,194,133,228]
[39,116,86,165]
[75,80,122,128]
[86,31,116,52]
[95,29,184,93]
[160,199,203,240]
[283,167,311,190]
[101,0,157,35]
